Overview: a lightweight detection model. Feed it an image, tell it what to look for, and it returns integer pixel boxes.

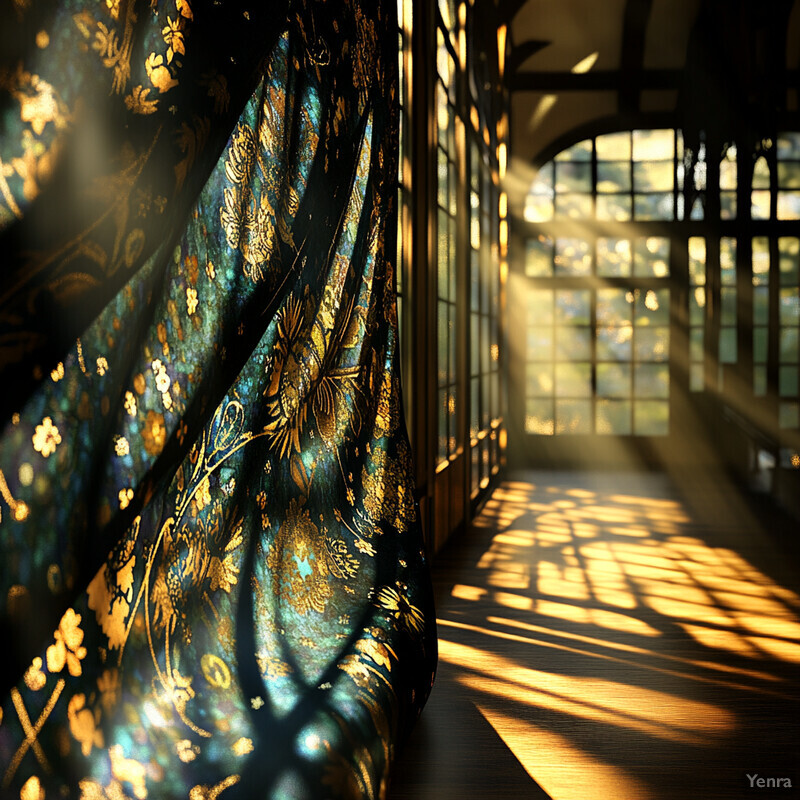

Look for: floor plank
[390,470,800,799]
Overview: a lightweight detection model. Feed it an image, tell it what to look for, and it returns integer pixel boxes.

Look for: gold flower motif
[177,738,199,763]
[145,52,177,94]
[33,416,61,457]
[232,737,254,757]
[24,656,46,691]
[96,357,109,376]
[118,488,133,510]
[46,608,87,676]
[162,16,185,63]
[68,693,103,756]
[114,436,130,457]
[20,776,43,800]
[142,410,166,456]
[97,668,120,713]
[186,286,198,315]
[207,554,239,593]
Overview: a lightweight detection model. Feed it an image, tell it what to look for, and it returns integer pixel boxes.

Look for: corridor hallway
[390,470,800,800]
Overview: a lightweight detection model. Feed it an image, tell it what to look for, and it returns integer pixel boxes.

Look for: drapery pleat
[0,2,436,798]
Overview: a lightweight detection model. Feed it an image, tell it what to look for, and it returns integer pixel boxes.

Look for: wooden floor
[389,469,800,800]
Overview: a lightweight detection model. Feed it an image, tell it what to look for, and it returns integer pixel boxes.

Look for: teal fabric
[0,2,436,798]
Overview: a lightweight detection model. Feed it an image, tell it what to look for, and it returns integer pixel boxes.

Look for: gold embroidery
[23,657,46,691]
[46,609,87,677]
[267,498,332,615]
[188,775,240,800]
[231,738,253,757]
[3,681,64,787]
[68,693,103,757]
[0,469,29,520]
[200,654,231,689]
[19,776,43,800]
[32,416,61,458]
[176,738,200,763]
[109,745,147,799]
[141,410,166,456]
[124,85,158,115]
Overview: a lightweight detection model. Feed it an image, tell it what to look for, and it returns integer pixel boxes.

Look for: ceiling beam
[510,69,682,92]
[507,39,551,75]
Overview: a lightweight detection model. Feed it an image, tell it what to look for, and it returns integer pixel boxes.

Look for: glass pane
[597,132,631,160]
[528,289,554,326]
[555,139,592,161]
[556,290,591,324]
[437,148,449,208]
[752,155,770,189]
[635,364,669,398]
[688,237,706,284]
[596,194,632,221]
[636,327,670,362]
[720,192,737,220]
[597,238,632,277]
[632,129,674,161]
[778,162,800,189]
[721,237,737,283]
[720,287,737,326]
[527,364,554,397]
[525,194,554,223]
[471,314,480,374]
[555,326,592,361]
[689,328,704,362]
[780,288,799,326]
[635,289,670,326]
[597,289,633,325]
[555,400,592,434]
[634,237,670,277]
[526,399,554,435]
[754,327,768,364]
[596,399,632,435]
[530,163,554,194]
[779,402,800,429]
[555,193,593,219]
[752,237,770,286]
[720,327,737,363]
[690,287,706,325]
[754,286,769,326]
[597,162,631,193]
[526,236,553,277]
[781,328,799,362]
[778,133,800,159]
[634,400,669,435]
[555,238,592,276]
[596,325,633,361]
[634,161,674,192]
[437,301,449,383]
[597,364,632,398]
[779,237,800,285]
[554,362,592,397]
[720,157,737,191]
[751,190,771,220]
[555,162,592,193]
[690,195,705,221]
[779,366,799,397]
[754,365,767,397]
[470,377,480,439]
[528,327,553,360]
[634,193,674,220]
[690,363,704,392]
[777,192,800,220]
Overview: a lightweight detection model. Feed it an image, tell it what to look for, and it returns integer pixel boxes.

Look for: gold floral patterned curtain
[0,1,436,797]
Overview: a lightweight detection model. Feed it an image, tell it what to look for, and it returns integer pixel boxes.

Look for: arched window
[517,129,800,454]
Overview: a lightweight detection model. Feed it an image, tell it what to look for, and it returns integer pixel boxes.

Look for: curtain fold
[0,2,436,797]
